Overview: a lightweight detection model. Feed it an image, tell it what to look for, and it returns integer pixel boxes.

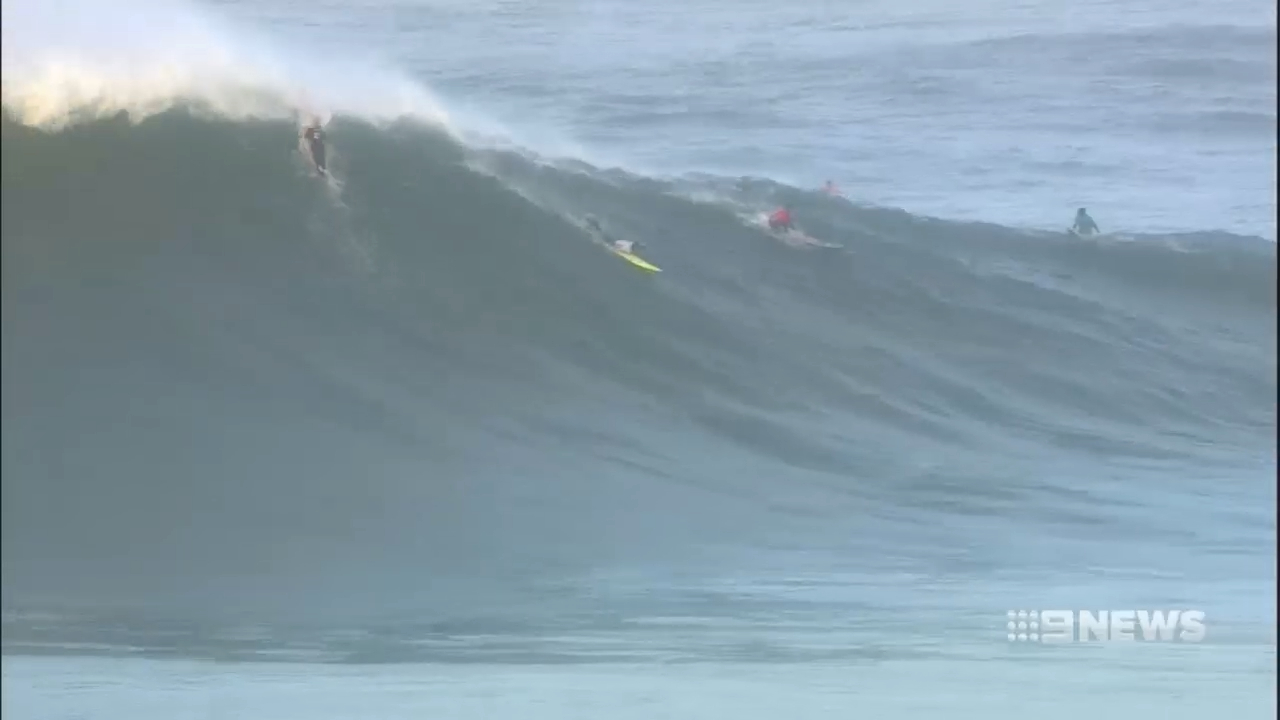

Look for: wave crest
[1,0,450,128]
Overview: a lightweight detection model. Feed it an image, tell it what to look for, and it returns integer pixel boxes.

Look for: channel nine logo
[1006,610,1206,643]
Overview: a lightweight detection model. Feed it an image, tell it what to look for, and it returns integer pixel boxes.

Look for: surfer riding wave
[302,121,327,174]
[1071,207,1099,236]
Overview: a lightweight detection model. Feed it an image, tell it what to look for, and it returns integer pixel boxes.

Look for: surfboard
[612,248,661,272]
[578,217,661,272]
[745,213,841,249]
[772,229,843,249]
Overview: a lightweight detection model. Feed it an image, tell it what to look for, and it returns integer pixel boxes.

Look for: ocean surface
[2,0,1277,717]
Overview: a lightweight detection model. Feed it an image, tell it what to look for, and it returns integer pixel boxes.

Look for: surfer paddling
[767,206,795,233]
[586,215,642,254]
[761,205,839,249]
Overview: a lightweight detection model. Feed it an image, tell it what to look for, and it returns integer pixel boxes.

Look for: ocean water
[2,0,1276,717]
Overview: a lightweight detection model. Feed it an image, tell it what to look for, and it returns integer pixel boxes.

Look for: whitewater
[2,0,1276,718]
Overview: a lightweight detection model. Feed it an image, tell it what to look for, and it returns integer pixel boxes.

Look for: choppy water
[2,0,1276,717]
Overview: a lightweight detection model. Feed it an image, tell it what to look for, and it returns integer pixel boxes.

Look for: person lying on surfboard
[585,215,643,254]
[1071,207,1099,236]
[767,206,795,232]
[302,120,327,174]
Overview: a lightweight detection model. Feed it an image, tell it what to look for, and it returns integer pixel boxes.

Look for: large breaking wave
[2,0,1275,664]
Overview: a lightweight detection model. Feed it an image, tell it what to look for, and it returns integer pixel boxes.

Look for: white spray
[1,0,452,129]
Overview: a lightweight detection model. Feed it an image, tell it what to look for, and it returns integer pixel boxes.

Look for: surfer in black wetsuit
[302,122,327,174]
[1072,207,1099,236]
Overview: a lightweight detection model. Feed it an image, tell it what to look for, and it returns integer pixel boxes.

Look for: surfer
[302,121,327,174]
[767,206,795,233]
[1071,207,1099,236]
[822,180,841,196]
[586,215,642,254]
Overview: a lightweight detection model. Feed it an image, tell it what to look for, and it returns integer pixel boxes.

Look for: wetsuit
[1072,210,1099,236]
[303,126,327,172]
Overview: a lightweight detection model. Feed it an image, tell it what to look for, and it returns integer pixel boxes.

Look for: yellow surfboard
[612,248,661,272]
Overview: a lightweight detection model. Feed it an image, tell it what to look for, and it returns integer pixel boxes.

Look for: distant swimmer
[822,180,842,196]
[586,215,642,254]
[767,206,795,233]
[302,120,327,174]
[1071,207,1099,236]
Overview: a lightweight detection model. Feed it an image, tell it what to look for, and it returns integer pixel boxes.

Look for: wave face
[2,106,1276,660]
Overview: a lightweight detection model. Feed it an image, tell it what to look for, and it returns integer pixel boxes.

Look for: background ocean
[2,0,1276,717]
